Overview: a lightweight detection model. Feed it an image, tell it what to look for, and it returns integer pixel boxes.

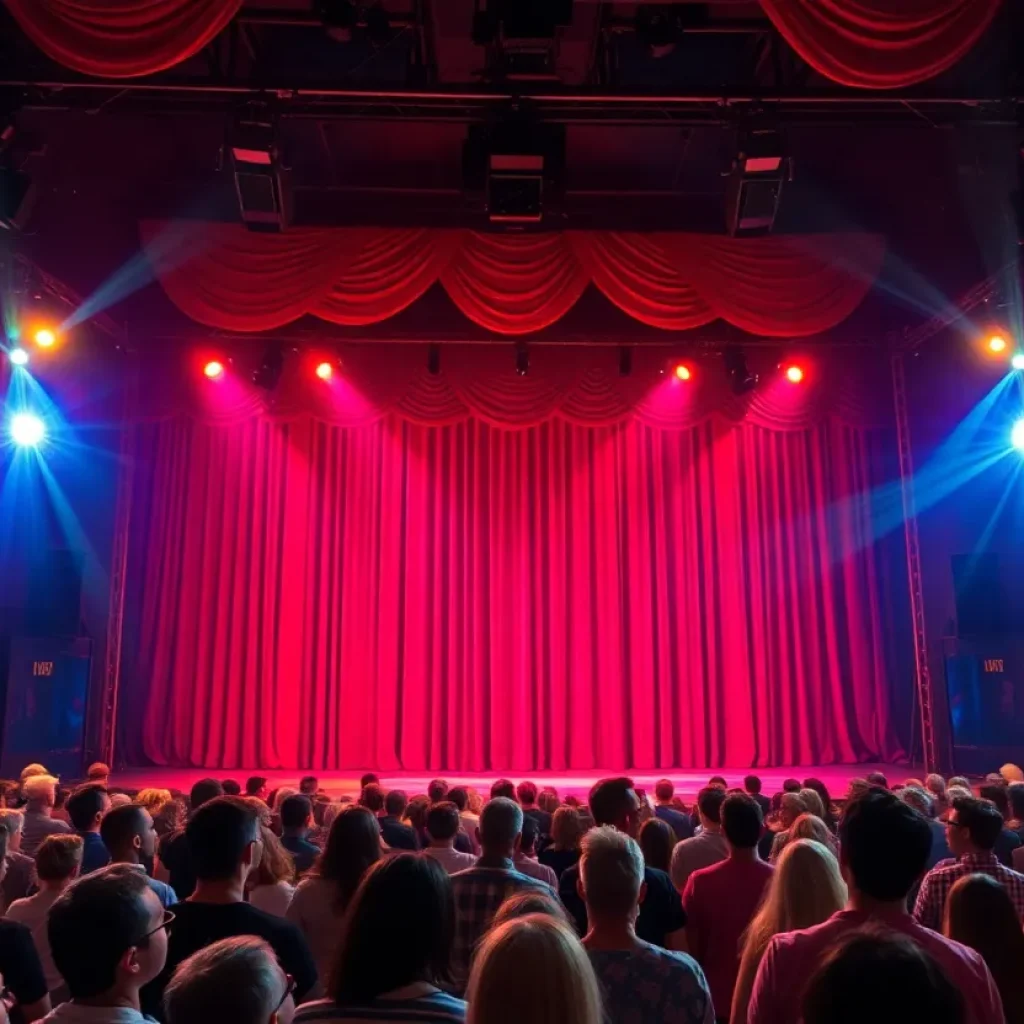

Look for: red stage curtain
[759,0,1002,89]
[117,348,905,771]
[4,0,242,78]
[141,221,886,337]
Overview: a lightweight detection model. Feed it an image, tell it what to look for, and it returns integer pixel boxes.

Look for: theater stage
[111,764,912,802]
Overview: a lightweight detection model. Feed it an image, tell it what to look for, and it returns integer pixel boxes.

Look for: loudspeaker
[952,553,1010,636]
[24,549,82,637]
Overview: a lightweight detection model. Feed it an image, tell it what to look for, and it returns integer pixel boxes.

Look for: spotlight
[253,341,285,391]
[8,347,29,366]
[988,334,1008,354]
[9,412,45,447]
[515,343,529,377]
[785,364,804,384]
[33,328,56,348]
[674,363,692,382]
[1012,353,1024,371]
[1012,418,1024,452]
[203,360,225,380]
[315,361,333,382]
[723,345,758,396]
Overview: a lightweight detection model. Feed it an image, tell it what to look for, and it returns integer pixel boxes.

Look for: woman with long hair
[539,807,583,880]
[286,805,382,983]
[944,872,1024,1024]
[801,779,837,832]
[730,839,847,1024]
[294,854,464,1023]
[467,914,602,1024]
[638,818,675,874]
[247,825,296,917]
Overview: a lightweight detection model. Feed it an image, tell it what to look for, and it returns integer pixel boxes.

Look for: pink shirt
[682,856,773,1016]
[747,908,1004,1024]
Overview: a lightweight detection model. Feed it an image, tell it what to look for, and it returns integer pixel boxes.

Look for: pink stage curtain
[3,0,242,78]
[141,221,886,337]
[118,348,905,771]
[759,0,1002,90]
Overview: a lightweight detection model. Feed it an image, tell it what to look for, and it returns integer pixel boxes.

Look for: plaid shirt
[450,859,555,989]
[914,851,1024,931]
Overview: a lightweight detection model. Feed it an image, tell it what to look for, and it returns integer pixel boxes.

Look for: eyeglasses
[273,974,296,1015]
[138,909,175,943]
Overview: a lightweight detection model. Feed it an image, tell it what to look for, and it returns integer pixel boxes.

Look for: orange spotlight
[315,361,333,381]
[674,363,692,381]
[785,364,804,384]
[33,328,57,348]
[987,334,1008,354]
[203,360,225,380]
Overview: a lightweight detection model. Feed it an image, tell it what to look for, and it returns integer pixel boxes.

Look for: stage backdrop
[116,345,908,771]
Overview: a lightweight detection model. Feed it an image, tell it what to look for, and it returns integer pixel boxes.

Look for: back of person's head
[538,788,560,814]
[722,792,763,849]
[743,774,762,795]
[36,833,83,882]
[427,779,449,803]
[899,786,934,818]
[798,788,826,820]
[404,795,430,832]
[189,778,224,813]
[520,815,539,855]
[491,779,517,801]
[802,778,832,813]
[384,789,408,818]
[251,826,296,888]
[948,775,971,790]
[426,802,461,843]
[789,814,835,852]
[479,797,523,851]
[359,783,384,814]
[580,825,644,919]
[697,785,727,825]
[517,781,538,806]
[950,796,1003,851]
[1008,782,1024,822]
[588,777,638,831]
[66,783,109,831]
[1001,763,1024,784]
[978,783,1009,819]
[49,864,167,999]
[839,789,930,901]
[926,773,947,797]
[637,818,674,873]
[329,854,453,1002]
[86,762,111,783]
[186,796,260,881]
[865,771,889,790]
[164,936,292,1024]
[467,914,602,1024]
[551,806,582,851]
[101,804,151,858]
[802,925,964,1024]
[654,778,674,802]
[448,786,468,812]
[359,772,379,789]
[280,794,312,831]
[782,778,802,793]
[708,775,728,790]
[0,810,23,850]
[245,776,268,797]
[20,762,49,782]
[492,890,570,930]
[299,775,318,796]
[137,788,173,814]
[220,779,241,796]
[23,773,59,806]
[317,805,382,905]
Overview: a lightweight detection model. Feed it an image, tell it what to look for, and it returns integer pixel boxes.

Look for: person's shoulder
[643,865,675,890]
[3,896,31,919]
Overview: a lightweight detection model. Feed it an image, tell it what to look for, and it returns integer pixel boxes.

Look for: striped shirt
[295,984,466,1023]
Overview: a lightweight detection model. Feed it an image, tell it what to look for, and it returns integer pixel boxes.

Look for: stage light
[33,328,56,348]
[9,412,45,447]
[8,347,29,366]
[1012,418,1024,452]
[674,363,692,382]
[315,361,333,381]
[203,360,225,380]
[987,334,1008,354]
[1012,353,1024,371]
[785,364,804,384]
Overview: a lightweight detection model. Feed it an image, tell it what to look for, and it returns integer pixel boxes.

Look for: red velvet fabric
[118,346,905,770]
[759,0,1002,89]
[141,222,885,338]
[4,0,242,78]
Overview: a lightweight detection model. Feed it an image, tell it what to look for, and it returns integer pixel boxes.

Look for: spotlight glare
[9,347,29,366]
[315,361,333,381]
[1012,418,1024,453]
[9,413,45,447]
[203,360,225,380]
[785,364,804,384]
[987,334,1008,354]
[33,328,56,348]
[1012,353,1024,371]
[674,363,692,381]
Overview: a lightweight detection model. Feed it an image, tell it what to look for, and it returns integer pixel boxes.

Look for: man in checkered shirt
[914,794,1024,931]
[449,796,555,989]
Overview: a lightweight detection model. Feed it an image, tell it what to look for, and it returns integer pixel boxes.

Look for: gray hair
[164,936,286,1024]
[925,774,947,796]
[899,786,934,818]
[479,797,524,848]
[580,825,645,917]
[0,809,25,834]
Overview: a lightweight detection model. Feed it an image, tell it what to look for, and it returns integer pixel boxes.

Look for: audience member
[287,805,381,983]
[743,776,772,819]
[136,789,173,817]
[295,855,464,1024]
[801,779,836,832]
[47,864,169,1024]
[85,763,111,788]
[247,826,296,917]
[801,926,965,1024]
[730,839,846,1024]
[65,784,111,875]
[512,817,558,887]
[978,783,1021,866]
[1001,764,1024,784]
[299,776,318,797]
[767,792,806,863]
[279,796,319,875]
[538,807,582,880]
[21,775,71,858]
[156,778,223,900]
[927,773,950,815]
[708,776,728,790]
[561,778,686,950]
[670,787,728,892]
[489,780,516,802]
[152,799,186,841]
[0,809,37,910]
[865,771,889,790]
[580,826,713,1024]
[638,817,676,874]
[539,787,560,815]
[21,764,49,783]
[491,890,570,930]
[781,779,801,794]
[899,785,952,875]
[683,794,772,1021]
[358,783,385,815]
[915,795,1024,931]
[7,834,83,1001]
[467,915,602,1024]
[654,780,694,841]
[448,787,479,856]
[403,796,431,848]
[100,804,177,908]
[783,814,837,863]
[142,796,316,1018]
[423,803,476,875]
[220,779,242,797]
[450,797,553,988]
[517,782,552,836]
[428,779,449,804]
[1007,783,1024,837]
[164,936,295,1024]
[359,773,379,790]
[245,777,269,801]
[747,789,1003,1024]
[380,790,420,851]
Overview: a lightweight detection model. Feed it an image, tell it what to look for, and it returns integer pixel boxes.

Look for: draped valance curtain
[141,222,887,338]
[5,0,1001,86]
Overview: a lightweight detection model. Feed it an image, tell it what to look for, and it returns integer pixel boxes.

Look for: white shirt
[423,845,477,875]
[249,880,295,917]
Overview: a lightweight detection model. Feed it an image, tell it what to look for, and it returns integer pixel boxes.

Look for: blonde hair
[731,840,846,1024]
[136,788,173,814]
[1001,764,1024,784]
[19,763,48,783]
[551,807,583,851]
[789,814,838,856]
[798,789,826,820]
[491,891,569,930]
[22,774,59,804]
[467,915,602,1024]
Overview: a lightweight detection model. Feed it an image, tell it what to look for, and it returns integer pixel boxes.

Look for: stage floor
[111,763,911,802]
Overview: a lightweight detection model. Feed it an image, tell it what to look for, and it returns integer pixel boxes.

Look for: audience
[467,915,602,1024]
[747,789,1003,1024]
[865,771,889,790]
[448,787,479,856]
[915,795,1024,931]
[299,777,318,798]
[247,826,296,917]
[900,785,951,870]
[85,763,112,789]
[136,789,173,817]
[423,802,476,875]
[766,792,806,863]
[491,890,570,930]
[428,779,449,804]
[287,805,381,983]
[653,779,694,841]
[7,834,83,1001]
[152,799,186,841]
[0,809,38,909]
[379,790,420,851]
[538,807,582,879]
[279,796,320,875]
[245,777,269,801]
[743,776,771,820]
[513,818,558,887]
[65,785,111,875]
[670,786,728,892]
[142,796,316,1018]
[21,776,72,858]
[977,783,1022,866]
[638,817,676,874]
[927,773,950,818]
[156,778,223,900]
[683,794,772,1021]
[220,779,242,796]
[164,936,295,1024]
[100,804,178,908]
[518,782,552,836]
[47,865,169,1024]
[295,855,465,1024]
[489,780,516,802]
[579,826,713,1024]
[403,796,431,848]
